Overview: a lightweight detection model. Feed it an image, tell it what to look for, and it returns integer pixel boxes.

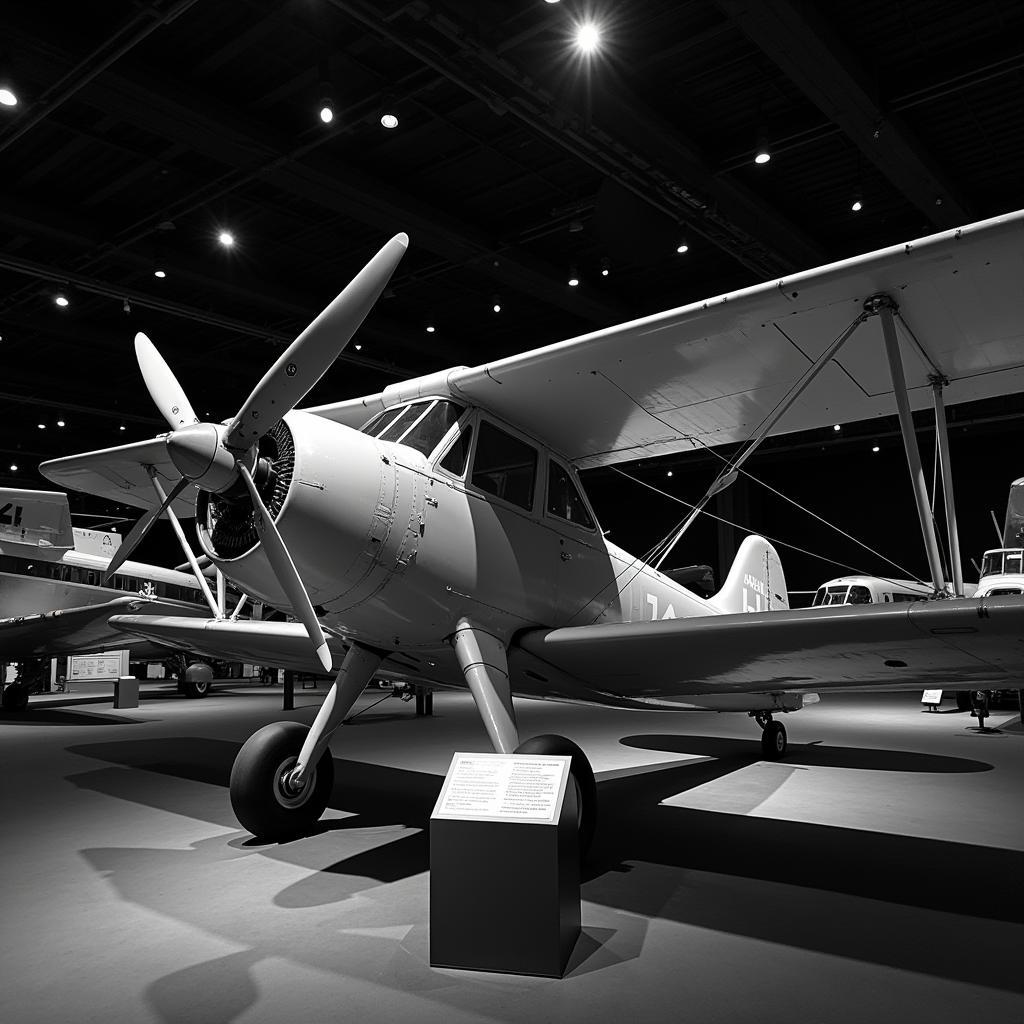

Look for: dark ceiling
[2,0,1023,588]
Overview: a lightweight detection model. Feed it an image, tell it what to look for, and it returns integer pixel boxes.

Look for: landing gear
[753,712,788,760]
[515,733,597,857]
[1,683,29,712]
[180,662,213,699]
[229,721,335,839]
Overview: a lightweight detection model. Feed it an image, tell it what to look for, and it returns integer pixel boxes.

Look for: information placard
[433,752,571,824]
[69,651,128,682]
[921,688,943,705]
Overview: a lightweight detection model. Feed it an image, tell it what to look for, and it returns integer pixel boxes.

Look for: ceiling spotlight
[833,424,841,431]
[37,422,46,430]
[380,112,399,129]
[491,295,502,313]
[426,324,436,333]
[568,265,580,287]
[676,238,689,254]
[57,419,65,427]
[122,299,131,314]
[600,257,610,277]
[575,22,602,54]
[667,470,673,478]
[354,343,362,351]
[217,231,234,248]
[871,445,880,453]
[754,146,771,165]
[154,268,166,278]
[319,100,334,124]
[8,464,17,472]
[0,87,17,107]
[851,195,863,212]
[54,294,69,307]
[119,424,126,431]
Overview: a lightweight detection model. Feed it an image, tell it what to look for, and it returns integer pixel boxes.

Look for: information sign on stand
[430,752,580,977]
[922,688,943,710]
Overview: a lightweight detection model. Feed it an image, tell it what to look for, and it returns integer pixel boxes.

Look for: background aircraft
[0,488,217,710]
[40,210,1024,851]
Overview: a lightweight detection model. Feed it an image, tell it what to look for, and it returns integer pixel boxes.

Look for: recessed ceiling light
[871,445,880,452]
[54,294,69,307]
[119,424,126,431]
[380,112,399,129]
[37,423,46,430]
[676,239,689,254]
[0,88,17,107]
[667,470,673,477]
[851,197,863,212]
[217,231,234,247]
[319,102,334,124]
[8,464,17,472]
[57,419,65,427]
[833,424,841,431]
[754,148,771,165]
[354,343,362,351]
[426,325,436,333]
[154,269,166,278]
[600,257,610,277]
[575,22,602,54]
[568,265,580,287]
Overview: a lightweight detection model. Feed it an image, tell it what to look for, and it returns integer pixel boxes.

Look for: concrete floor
[1,684,1022,1024]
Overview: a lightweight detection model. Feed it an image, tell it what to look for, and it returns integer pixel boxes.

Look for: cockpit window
[848,585,872,604]
[439,424,473,477]
[397,400,464,456]
[377,402,429,442]
[471,421,537,510]
[361,408,402,437]
[546,460,594,529]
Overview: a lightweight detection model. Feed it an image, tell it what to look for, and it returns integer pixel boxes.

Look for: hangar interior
[2,2,1024,1021]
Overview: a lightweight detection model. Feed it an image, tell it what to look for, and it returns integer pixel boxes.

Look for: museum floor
[1,683,1022,1024]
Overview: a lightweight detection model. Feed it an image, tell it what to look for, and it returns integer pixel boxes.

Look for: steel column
[873,297,946,594]
[932,377,965,597]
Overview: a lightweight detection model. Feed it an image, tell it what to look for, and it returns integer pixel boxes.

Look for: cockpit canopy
[360,399,464,457]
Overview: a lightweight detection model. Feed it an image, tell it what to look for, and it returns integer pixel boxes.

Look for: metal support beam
[869,295,946,594]
[932,377,965,597]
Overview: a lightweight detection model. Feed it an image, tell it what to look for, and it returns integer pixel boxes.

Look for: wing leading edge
[512,597,1024,708]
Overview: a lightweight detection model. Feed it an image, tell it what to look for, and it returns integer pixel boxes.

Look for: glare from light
[319,104,334,124]
[833,423,841,431]
[575,22,601,54]
[426,325,436,333]
[54,294,69,307]
[871,445,880,452]
[0,88,16,107]
[851,198,863,212]
[754,149,771,165]
[380,112,399,129]
[154,269,166,278]
[217,231,235,247]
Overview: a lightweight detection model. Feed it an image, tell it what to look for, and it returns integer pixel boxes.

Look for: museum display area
[1,687,1021,1022]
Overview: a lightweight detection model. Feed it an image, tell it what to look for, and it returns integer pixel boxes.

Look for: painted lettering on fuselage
[0,503,24,527]
[646,593,677,620]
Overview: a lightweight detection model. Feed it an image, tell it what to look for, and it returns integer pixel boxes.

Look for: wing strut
[654,310,868,569]
[868,295,947,596]
[931,376,965,597]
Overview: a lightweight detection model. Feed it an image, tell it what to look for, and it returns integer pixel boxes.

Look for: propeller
[107,232,409,668]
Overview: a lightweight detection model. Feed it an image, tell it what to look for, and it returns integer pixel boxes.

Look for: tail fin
[0,488,74,549]
[708,535,789,614]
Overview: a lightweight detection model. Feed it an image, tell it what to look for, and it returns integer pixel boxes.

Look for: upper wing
[308,209,1024,467]
[0,597,202,658]
[37,437,198,515]
[510,598,1024,708]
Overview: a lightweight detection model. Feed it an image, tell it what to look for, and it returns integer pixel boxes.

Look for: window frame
[464,415,541,514]
[543,455,597,533]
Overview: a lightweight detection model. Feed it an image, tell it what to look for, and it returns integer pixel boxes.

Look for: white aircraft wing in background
[308,209,1024,468]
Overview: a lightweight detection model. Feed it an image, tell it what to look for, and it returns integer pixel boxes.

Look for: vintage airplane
[0,488,221,709]
[40,209,1024,851]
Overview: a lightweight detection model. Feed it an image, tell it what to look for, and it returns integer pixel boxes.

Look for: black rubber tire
[229,721,335,840]
[1,684,29,712]
[181,663,214,699]
[515,733,597,858]
[761,720,787,760]
[956,690,972,712]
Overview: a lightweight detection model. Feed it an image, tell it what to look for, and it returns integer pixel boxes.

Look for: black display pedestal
[430,758,579,977]
[113,675,138,709]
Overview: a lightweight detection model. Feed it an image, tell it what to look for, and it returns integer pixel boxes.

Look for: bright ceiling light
[0,88,17,107]
[119,424,126,431]
[8,464,17,472]
[491,294,502,313]
[54,294,69,307]
[568,265,580,287]
[575,22,601,54]
[319,102,334,124]
[37,423,45,430]
[154,268,166,278]
[600,257,610,277]
[426,324,436,333]
[217,231,234,248]
[676,239,689,254]
[833,424,841,431]
[380,112,399,129]
[754,147,771,165]
[354,343,362,351]
[851,196,863,212]
[57,419,65,427]
[871,445,880,452]
[667,470,673,478]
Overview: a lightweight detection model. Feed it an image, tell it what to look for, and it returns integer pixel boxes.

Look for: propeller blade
[102,475,191,582]
[135,332,199,431]
[225,233,409,451]
[238,463,332,673]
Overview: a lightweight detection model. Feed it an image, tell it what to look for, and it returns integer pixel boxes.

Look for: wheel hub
[273,757,315,808]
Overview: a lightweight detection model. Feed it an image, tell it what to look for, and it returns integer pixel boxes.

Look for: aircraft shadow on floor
[65,731,1024,993]
[1,708,147,727]
[620,733,995,773]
